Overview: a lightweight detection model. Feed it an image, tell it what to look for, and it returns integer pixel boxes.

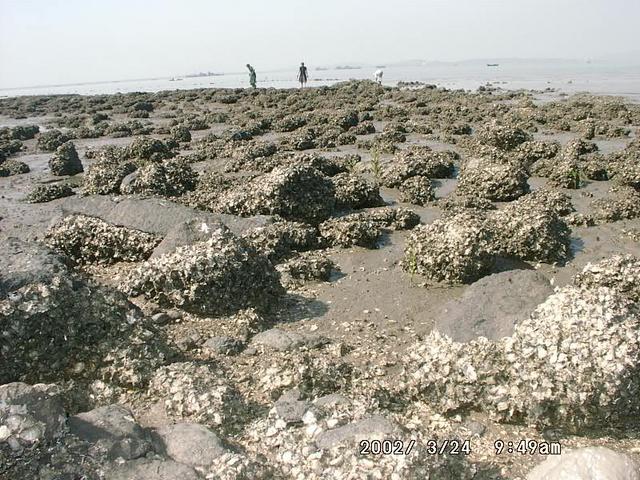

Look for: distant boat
[487,63,499,67]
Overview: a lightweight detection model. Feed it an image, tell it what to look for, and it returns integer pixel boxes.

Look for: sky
[1,0,639,88]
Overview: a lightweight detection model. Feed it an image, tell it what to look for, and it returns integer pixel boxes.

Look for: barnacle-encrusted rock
[319,215,382,248]
[456,157,530,201]
[489,191,572,263]
[148,362,245,430]
[562,138,598,159]
[475,123,532,151]
[83,157,137,195]
[403,212,495,284]
[514,140,560,169]
[574,255,640,302]
[121,158,197,197]
[48,141,83,176]
[122,224,284,315]
[127,136,174,161]
[243,397,475,479]
[45,215,160,265]
[399,175,435,205]
[223,141,279,172]
[0,238,139,384]
[547,158,584,189]
[0,159,30,177]
[180,172,240,211]
[25,183,74,203]
[439,194,496,213]
[381,146,456,187]
[612,161,640,190]
[37,129,72,151]
[242,220,318,261]
[170,124,191,143]
[216,164,336,224]
[498,285,640,429]
[0,382,66,452]
[361,206,421,230]
[331,172,384,210]
[276,251,336,286]
[591,186,640,224]
[406,333,506,413]
[407,280,640,431]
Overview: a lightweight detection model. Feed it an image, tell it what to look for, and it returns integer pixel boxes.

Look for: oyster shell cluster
[45,214,160,264]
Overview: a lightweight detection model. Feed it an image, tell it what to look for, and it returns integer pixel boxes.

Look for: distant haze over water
[2,59,639,102]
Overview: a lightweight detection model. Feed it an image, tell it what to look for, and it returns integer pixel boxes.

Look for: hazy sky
[1,0,639,88]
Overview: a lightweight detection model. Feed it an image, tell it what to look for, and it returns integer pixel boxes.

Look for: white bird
[374,69,384,84]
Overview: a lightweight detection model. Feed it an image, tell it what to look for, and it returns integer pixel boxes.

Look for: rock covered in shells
[403,212,495,284]
[127,136,174,162]
[122,224,284,315]
[574,254,640,302]
[216,164,336,224]
[242,220,318,261]
[0,159,29,177]
[242,395,475,480]
[439,194,496,213]
[405,279,640,431]
[0,382,66,453]
[83,156,137,195]
[381,146,456,187]
[498,285,640,429]
[399,175,435,205]
[514,140,560,169]
[148,362,245,431]
[0,238,138,384]
[48,141,83,176]
[456,157,530,201]
[489,191,572,263]
[319,215,382,249]
[45,215,160,265]
[25,183,75,203]
[276,251,337,286]
[331,172,384,210]
[37,129,72,151]
[475,123,532,151]
[121,158,197,197]
[590,186,640,224]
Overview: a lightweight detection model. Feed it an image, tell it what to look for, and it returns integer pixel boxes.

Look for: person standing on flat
[246,64,257,88]
[298,62,308,88]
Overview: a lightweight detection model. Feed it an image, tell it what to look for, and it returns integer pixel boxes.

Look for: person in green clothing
[246,64,257,88]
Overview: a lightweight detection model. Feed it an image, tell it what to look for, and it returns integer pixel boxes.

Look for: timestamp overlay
[359,439,472,456]
[494,439,562,456]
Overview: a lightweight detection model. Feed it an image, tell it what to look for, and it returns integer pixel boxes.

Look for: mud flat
[2,82,640,479]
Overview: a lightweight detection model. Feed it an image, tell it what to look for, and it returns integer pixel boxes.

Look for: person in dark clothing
[246,64,257,88]
[298,62,308,88]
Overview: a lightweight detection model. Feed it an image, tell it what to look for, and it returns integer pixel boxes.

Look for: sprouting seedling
[370,148,383,183]
[568,164,583,189]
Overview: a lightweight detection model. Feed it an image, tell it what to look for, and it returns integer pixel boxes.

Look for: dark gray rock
[0,237,69,299]
[151,312,171,325]
[49,141,83,176]
[274,390,311,424]
[0,382,66,451]
[105,458,202,480]
[313,393,352,408]
[68,405,151,460]
[250,328,328,351]
[60,195,274,238]
[203,336,244,355]
[150,423,229,469]
[435,269,554,342]
[315,415,401,450]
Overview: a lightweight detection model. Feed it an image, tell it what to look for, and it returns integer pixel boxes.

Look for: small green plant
[404,249,419,282]
[370,148,383,183]
[568,165,584,189]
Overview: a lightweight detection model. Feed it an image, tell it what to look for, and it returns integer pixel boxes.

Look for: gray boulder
[105,458,202,480]
[435,269,553,342]
[150,423,229,469]
[60,195,273,237]
[49,141,83,176]
[68,404,151,460]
